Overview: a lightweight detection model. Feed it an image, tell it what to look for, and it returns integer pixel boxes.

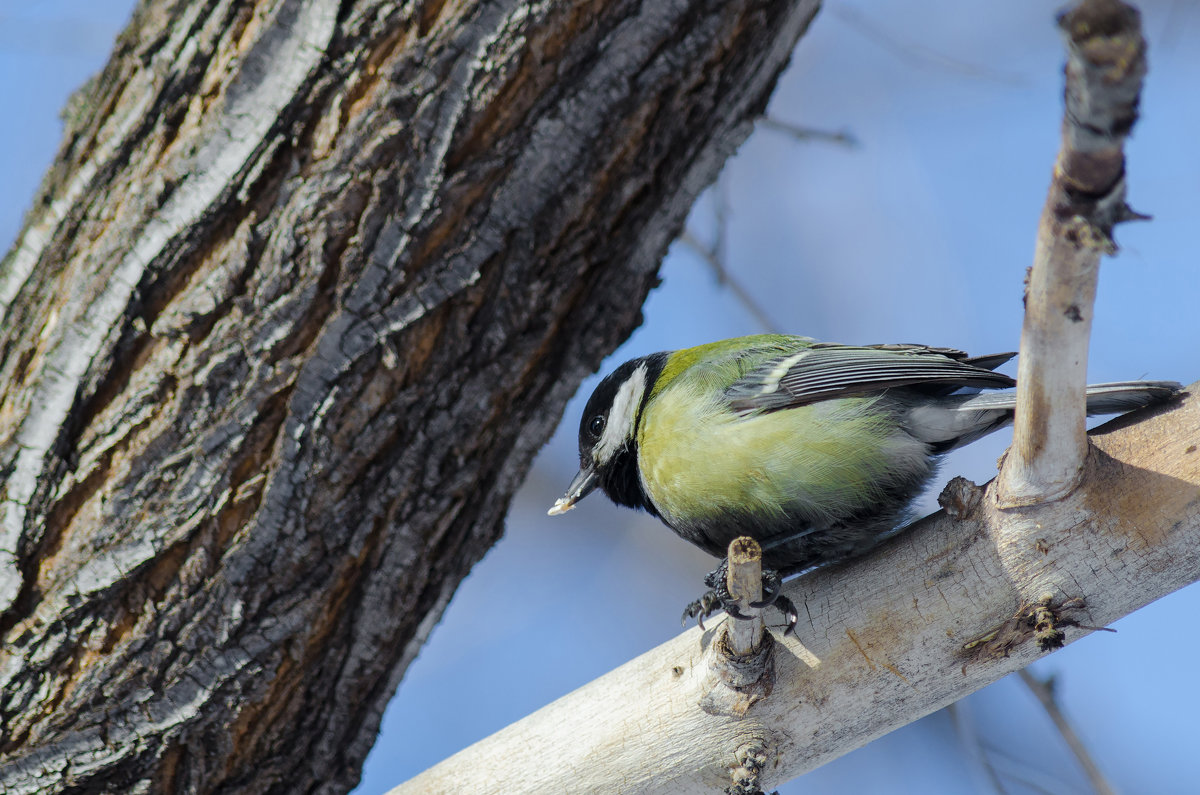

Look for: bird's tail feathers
[1080,381,1183,415]
[952,380,1182,415]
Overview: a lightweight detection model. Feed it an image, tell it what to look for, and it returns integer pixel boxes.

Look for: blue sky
[3,2,1198,793]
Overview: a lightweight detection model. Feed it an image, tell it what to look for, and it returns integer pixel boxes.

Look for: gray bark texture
[0,0,822,791]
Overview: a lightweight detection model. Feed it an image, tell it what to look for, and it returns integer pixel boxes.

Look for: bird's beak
[548,466,599,516]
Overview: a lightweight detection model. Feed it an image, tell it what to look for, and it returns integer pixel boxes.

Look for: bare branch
[1018,669,1119,795]
[679,230,781,333]
[830,4,1026,85]
[758,117,858,148]
[947,701,1009,795]
[997,0,1147,505]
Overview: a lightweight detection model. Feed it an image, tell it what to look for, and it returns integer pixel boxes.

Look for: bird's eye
[588,415,606,437]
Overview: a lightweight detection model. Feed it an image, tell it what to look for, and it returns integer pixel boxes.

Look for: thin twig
[1018,668,1119,795]
[714,177,729,269]
[977,742,1087,795]
[830,3,1026,86]
[947,701,1009,795]
[758,117,858,148]
[678,230,780,333]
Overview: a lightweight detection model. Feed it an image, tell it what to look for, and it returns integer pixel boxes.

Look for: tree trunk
[0,0,822,791]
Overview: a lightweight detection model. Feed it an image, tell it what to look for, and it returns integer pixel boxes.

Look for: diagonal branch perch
[997,0,1147,505]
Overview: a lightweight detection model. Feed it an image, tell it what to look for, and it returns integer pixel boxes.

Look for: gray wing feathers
[726,345,1017,413]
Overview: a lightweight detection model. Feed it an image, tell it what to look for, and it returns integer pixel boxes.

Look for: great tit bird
[549,335,1179,626]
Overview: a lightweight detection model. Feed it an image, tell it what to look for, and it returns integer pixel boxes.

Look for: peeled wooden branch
[998,0,1147,505]
[724,536,766,655]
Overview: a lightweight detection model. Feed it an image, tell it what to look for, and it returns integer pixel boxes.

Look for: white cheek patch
[595,364,647,463]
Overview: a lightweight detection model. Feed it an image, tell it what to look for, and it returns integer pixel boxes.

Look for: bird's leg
[681,560,732,630]
[681,559,798,635]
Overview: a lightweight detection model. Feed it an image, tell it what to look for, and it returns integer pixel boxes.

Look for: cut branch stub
[725,535,766,655]
[699,537,775,719]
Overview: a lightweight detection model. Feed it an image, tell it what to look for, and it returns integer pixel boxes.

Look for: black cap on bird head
[548,353,667,516]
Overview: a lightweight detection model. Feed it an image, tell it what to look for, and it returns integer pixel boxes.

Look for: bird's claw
[681,564,798,636]
[681,590,725,631]
[747,568,783,610]
[772,594,799,636]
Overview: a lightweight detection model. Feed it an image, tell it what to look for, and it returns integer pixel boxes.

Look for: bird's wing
[724,343,1017,413]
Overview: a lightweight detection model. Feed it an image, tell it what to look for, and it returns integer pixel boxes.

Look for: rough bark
[0,0,822,791]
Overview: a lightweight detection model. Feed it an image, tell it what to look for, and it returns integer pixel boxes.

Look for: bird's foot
[680,590,724,631]
[746,568,799,635]
[768,593,799,636]
[681,562,798,635]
